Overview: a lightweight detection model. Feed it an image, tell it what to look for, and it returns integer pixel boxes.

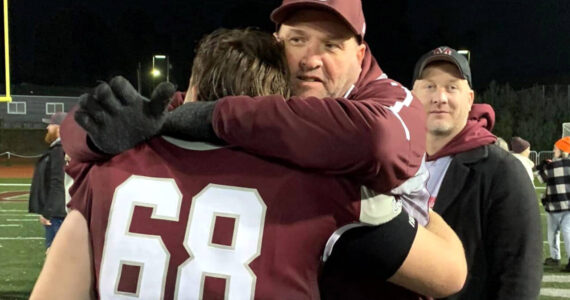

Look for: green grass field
[0,178,568,299]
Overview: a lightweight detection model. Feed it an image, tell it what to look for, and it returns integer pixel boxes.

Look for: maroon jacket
[61,46,426,193]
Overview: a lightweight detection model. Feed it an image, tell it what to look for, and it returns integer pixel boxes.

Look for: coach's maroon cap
[42,112,67,125]
[270,0,366,40]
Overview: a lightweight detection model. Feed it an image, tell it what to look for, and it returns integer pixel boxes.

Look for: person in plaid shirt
[537,136,570,271]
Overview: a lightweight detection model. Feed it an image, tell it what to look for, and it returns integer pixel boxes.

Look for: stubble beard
[427,122,454,137]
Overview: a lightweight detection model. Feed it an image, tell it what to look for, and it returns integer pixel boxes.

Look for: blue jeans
[44,217,64,248]
[546,211,570,260]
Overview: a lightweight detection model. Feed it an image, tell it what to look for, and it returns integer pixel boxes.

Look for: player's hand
[39,215,52,226]
[75,76,175,155]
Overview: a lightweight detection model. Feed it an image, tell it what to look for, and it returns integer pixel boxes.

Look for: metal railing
[538,151,554,164]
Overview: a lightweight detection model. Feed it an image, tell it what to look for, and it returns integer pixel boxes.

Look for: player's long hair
[190,28,291,101]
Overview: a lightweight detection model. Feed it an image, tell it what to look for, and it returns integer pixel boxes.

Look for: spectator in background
[511,136,535,183]
[28,112,67,253]
[537,137,570,270]
[410,46,542,299]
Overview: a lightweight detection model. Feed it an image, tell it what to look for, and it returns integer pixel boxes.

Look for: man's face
[275,9,366,98]
[412,62,474,139]
[554,146,561,158]
[44,124,59,144]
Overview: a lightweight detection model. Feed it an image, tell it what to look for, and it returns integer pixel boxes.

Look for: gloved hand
[75,76,175,155]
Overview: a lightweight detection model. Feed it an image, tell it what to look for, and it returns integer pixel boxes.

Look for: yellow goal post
[0,0,11,102]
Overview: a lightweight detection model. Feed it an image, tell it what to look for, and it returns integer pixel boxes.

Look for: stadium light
[151,54,169,82]
[458,49,471,64]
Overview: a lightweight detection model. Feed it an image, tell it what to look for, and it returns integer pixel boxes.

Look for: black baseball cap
[412,46,472,88]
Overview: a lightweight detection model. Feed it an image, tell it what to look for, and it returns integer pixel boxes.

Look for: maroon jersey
[68,136,400,299]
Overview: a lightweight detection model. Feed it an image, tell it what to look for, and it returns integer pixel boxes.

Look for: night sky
[7,0,570,94]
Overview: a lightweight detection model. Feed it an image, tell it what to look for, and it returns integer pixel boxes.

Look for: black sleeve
[42,145,65,219]
[535,160,549,182]
[161,101,224,144]
[323,210,418,281]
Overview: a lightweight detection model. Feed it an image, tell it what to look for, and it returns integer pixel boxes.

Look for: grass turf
[0,178,568,299]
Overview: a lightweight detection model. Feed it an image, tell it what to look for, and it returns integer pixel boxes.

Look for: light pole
[151,54,169,82]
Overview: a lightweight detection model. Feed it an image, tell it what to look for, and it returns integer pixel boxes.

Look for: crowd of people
[27,0,555,299]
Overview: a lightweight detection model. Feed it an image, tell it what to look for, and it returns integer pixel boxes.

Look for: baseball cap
[42,112,67,125]
[270,0,366,41]
[412,46,472,87]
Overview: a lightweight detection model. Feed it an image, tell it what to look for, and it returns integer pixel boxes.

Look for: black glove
[161,101,225,145]
[75,76,175,155]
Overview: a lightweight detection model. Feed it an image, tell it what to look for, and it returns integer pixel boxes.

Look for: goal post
[0,0,10,102]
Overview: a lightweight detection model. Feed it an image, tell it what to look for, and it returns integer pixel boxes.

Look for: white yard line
[0,237,43,240]
[6,219,37,222]
[0,224,22,227]
[0,214,37,216]
[543,275,570,283]
[540,288,570,298]
[0,184,30,186]
[3,195,28,201]
[0,210,26,212]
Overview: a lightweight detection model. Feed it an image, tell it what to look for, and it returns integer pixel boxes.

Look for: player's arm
[30,210,95,300]
[389,210,466,297]
[165,78,426,193]
[325,210,466,298]
[69,75,425,192]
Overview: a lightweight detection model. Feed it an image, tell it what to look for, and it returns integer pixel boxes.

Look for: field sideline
[0,178,568,299]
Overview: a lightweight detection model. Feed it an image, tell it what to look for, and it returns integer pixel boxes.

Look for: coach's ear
[273,32,282,42]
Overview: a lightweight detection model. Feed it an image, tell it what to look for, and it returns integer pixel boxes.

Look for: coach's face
[276,9,365,98]
[412,62,474,140]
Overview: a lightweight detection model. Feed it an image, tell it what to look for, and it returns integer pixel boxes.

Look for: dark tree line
[479,82,570,151]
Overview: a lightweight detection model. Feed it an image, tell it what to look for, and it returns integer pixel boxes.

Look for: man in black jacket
[409,46,542,299]
[29,112,67,252]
